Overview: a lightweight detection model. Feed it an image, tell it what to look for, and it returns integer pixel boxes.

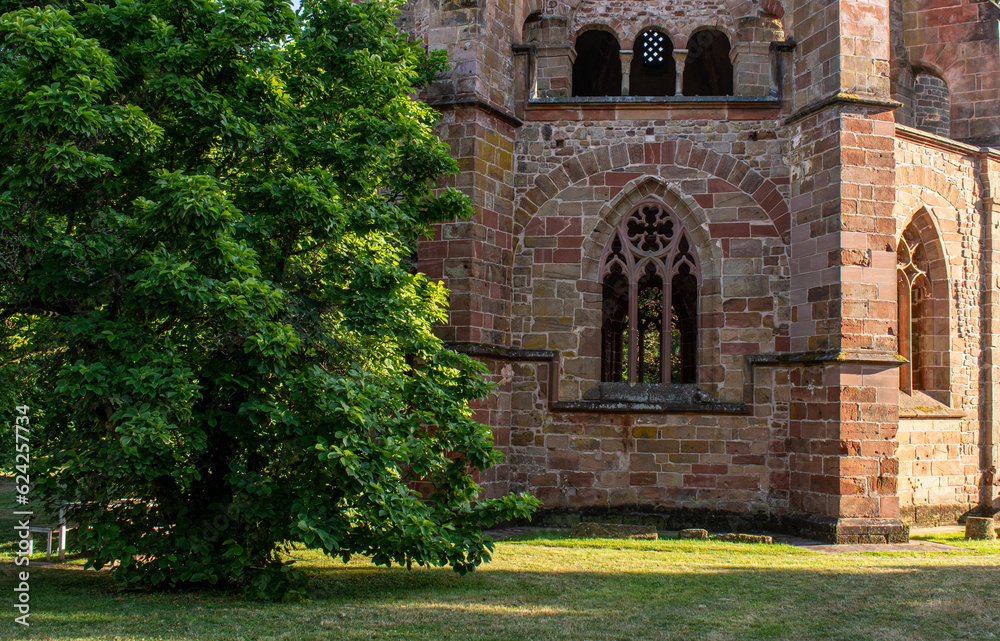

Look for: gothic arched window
[897,231,930,394]
[600,202,699,384]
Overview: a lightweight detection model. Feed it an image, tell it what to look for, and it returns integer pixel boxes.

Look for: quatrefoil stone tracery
[626,204,674,255]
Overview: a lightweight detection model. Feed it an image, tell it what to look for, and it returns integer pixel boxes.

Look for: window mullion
[662,275,671,385]
[628,278,638,385]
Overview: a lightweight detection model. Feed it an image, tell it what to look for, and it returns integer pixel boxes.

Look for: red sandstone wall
[902,0,1000,145]
[402,0,1000,531]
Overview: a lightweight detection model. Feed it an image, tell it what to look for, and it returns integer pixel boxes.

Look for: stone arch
[514,0,545,42]
[896,205,952,402]
[572,25,623,97]
[678,22,736,47]
[570,22,625,48]
[625,21,684,52]
[908,46,968,136]
[578,176,723,390]
[725,0,787,31]
[515,141,789,242]
[581,176,720,284]
[893,164,970,407]
[897,204,953,282]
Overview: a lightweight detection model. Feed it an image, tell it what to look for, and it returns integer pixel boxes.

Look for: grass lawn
[1,483,999,641]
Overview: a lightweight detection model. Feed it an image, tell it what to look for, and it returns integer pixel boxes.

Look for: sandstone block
[679,528,709,540]
[964,517,998,541]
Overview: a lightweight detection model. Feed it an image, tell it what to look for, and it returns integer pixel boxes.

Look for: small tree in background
[0,0,537,599]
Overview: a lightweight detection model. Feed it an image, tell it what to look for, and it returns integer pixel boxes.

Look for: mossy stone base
[570,523,658,540]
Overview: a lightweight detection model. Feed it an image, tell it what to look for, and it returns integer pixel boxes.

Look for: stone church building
[400,0,1000,542]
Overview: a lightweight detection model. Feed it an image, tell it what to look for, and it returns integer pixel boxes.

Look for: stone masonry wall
[898,417,976,524]
[913,73,950,138]
[902,0,1000,145]
[894,134,989,522]
[403,0,1000,534]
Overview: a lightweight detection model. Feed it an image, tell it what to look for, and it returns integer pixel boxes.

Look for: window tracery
[600,202,699,384]
[897,232,929,394]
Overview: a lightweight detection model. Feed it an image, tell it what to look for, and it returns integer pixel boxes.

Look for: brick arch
[893,162,969,242]
[624,21,683,51]
[514,141,789,241]
[725,0,786,27]
[896,205,953,402]
[893,166,969,406]
[514,0,545,43]
[679,23,736,47]
[580,176,722,283]
[909,44,968,109]
[759,0,785,20]
[896,201,954,282]
[571,22,625,48]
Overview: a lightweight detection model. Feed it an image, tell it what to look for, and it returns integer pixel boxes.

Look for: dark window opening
[682,29,733,96]
[630,29,675,96]
[573,30,622,97]
[600,202,700,385]
[671,261,698,383]
[601,264,628,383]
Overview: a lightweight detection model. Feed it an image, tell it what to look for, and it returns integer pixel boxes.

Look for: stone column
[980,155,1000,516]
[512,44,536,119]
[411,0,522,499]
[672,49,688,96]
[785,0,907,543]
[620,50,634,96]
[732,16,784,96]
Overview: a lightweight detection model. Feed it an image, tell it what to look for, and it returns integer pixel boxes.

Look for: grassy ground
[1,483,998,640]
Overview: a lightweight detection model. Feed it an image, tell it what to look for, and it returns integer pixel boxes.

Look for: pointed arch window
[897,231,930,394]
[600,201,699,384]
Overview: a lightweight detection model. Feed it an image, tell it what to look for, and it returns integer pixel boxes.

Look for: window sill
[530,95,779,104]
[552,382,750,414]
[899,390,966,419]
[523,95,781,122]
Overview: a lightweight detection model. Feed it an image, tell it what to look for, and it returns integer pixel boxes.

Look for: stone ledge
[559,381,750,414]
[550,399,751,414]
[899,390,966,419]
[512,508,911,544]
[570,522,658,540]
[529,95,781,105]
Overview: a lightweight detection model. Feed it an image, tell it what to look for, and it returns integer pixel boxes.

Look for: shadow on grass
[2,553,999,641]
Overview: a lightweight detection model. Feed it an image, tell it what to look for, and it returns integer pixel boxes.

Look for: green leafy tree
[0,0,537,599]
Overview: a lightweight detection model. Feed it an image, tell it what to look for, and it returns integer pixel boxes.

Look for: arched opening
[572,29,622,97]
[913,72,951,138]
[682,29,733,96]
[630,29,675,96]
[522,12,543,43]
[600,201,699,384]
[896,212,950,402]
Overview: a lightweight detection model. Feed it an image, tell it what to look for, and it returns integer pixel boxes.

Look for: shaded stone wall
[902,0,1000,145]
